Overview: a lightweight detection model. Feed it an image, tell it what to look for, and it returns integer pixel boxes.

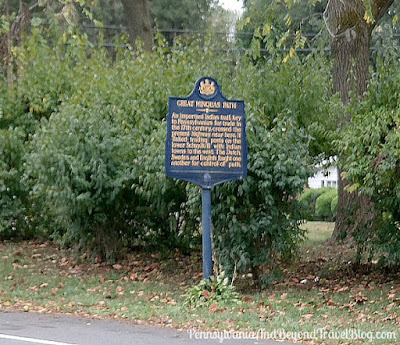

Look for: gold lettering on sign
[223,101,237,109]
[177,100,195,108]
[171,111,243,169]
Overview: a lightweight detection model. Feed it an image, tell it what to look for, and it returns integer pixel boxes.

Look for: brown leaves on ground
[353,291,368,304]
[1,239,400,334]
[5,241,203,286]
[208,303,225,313]
[302,313,314,320]
[202,289,210,301]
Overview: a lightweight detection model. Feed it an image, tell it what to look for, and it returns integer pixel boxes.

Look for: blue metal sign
[166,77,247,280]
[166,77,247,189]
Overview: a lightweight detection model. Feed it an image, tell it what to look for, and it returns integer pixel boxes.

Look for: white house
[308,158,339,189]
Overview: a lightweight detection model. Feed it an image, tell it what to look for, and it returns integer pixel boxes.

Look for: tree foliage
[0,128,28,238]
[151,0,216,30]
[211,114,314,284]
[0,27,335,275]
[237,0,328,59]
[338,48,400,263]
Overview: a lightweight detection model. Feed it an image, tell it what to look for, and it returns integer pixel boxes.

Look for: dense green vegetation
[299,187,338,222]
[0,26,335,279]
[1,0,400,285]
[338,50,400,264]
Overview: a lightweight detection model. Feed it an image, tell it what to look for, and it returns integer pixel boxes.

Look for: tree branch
[29,1,38,11]
[323,0,366,37]
[372,0,395,24]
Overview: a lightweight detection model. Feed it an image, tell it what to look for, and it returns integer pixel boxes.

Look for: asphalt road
[0,311,297,345]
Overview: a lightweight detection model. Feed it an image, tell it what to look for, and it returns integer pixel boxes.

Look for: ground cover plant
[0,223,399,345]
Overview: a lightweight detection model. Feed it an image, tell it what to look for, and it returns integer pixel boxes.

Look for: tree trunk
[326,0,394,243]
[120,0,153,52]
[3,0,30,87]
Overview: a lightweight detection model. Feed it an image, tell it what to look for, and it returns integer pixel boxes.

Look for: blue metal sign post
[202,187,213,279]
[166,77,247,280]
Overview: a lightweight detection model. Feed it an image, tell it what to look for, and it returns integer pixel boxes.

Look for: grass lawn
[301,221,335,243]
[0,222,399,344]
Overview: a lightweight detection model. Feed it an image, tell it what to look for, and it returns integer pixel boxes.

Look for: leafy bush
[131,120,200,251]
[340,107,400,264]
[24,103,138,261]
[20,32,233,257]
[0,128,28,238]
[299,188,325,220]
[210,114,314,283]
[339,51,400,264]
[3,29,336,271]
[315,188,337,221]
[299,187,337,221]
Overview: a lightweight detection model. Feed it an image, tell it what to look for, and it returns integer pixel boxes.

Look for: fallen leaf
[202,289,210,301]
[354,291,368,304]
[336,286,349,292]
[302,313,314,320]
[357,312,368,320]
[209,303,218,313]
[324,298,336,306]
[168,298,176,305]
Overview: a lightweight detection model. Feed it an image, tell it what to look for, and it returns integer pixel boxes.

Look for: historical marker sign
[166,77,247,280]
[166,77,247,189]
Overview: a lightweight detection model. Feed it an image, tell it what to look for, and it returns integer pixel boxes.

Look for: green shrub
[299,187,337,221]
[4,29,335,270]
[315,188,337,221]
[210,114,314,282]
[130,120,200,252]
[299,188,325,220]
[24,103,138,262]
[0,128,28,238]
[338,51,400,264]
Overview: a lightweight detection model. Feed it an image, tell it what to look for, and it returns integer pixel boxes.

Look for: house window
[321,181,325,187]
[327,181,332,187]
